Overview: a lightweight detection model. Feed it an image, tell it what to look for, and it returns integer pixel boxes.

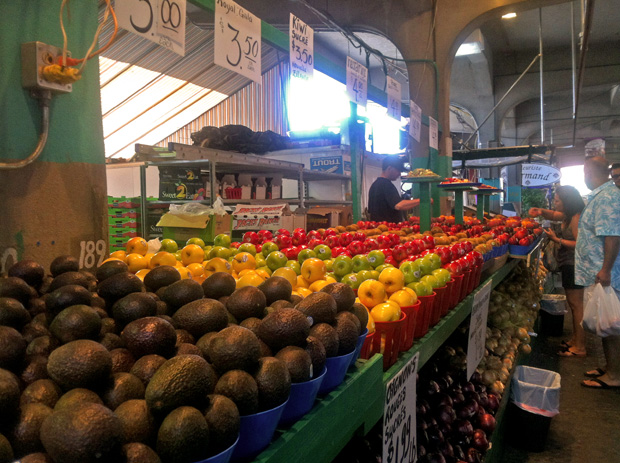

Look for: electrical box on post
[21,41,73,93]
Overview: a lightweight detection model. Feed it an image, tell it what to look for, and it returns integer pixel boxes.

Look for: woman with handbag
[530,185,586,357]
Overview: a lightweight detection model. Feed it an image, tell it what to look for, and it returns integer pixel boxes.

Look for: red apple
[339,233,354,247]
[292,230,307,246]
[346,241,366,256]
[275,234,293,249]
[276,228,290,236]
[242,231,260,244]
[308,238,324,249]
[353,232,366,242]
[364,238,380,252]
[392,244,408,262]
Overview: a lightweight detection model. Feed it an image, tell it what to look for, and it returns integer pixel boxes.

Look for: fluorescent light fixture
[455,29,485,57]
[502,12,517,19]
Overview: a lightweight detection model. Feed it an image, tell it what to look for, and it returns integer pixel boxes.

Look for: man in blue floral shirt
[575,156,620,389]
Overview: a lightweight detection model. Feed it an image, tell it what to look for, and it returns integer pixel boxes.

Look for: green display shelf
[401,177,443,233]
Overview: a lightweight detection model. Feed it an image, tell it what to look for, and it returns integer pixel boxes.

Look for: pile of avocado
[0,256,367,463]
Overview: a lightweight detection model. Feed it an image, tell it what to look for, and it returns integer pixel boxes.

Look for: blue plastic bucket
[231,399,288,462]
[349,328,369,369]
[195,436,239,463]
[318,350,355,395]
[279,367,327,426]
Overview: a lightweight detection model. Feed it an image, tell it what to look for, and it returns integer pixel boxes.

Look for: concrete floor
[502,307,620,463]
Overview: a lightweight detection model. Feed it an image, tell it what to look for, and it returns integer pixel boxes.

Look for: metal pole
[571,1,577,119]
[539,8,545,144]
[349,102,361,222]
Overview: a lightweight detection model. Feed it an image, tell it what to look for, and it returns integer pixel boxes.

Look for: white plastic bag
[582,283,620,337]
[510,366,561,417]
[167,196,228,217]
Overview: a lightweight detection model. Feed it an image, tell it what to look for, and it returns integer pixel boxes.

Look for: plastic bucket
[231,399,288,461]
[279,367,327,426]
[468,266,478,293]
[360,331,375,360]
[460,270,472,300]
[444,278,455,314]
[414,293,436,339]
[473,263,483,288]
[451,274,464,307]
[196,436,239,463]
[430,286,447,326]
[318,350,356,395]
[368,312,407,370]
[400,301,420,351]
[349,328,369,369]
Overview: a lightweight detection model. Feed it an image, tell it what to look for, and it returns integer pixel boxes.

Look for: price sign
[346,57,368,107]
[214,0,262,82]
[78,240,107,270]
[409,100,422,142]
[290,14,313,81]
[116,0,186,56]
[429,116,439,150]
[383,352,419,463]
[467,280,491,380]
[387,76,402,121]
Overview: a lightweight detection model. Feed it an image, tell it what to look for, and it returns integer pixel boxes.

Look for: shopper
[575,156,620,389]
[368,156,421,222]
[529,186,586,356]
[611,163,620,189]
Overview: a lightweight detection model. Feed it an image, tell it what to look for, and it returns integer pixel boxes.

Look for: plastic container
[349,328,369,369]
[443,278,455,315]
[366,312,407,370]
[414,293,436,339]
[541,294,567,314]
[467,266,478,293]
[319,350,356,395]
[451,274,464,308]
[460,269,472,300]
[279,368,327,426]
[360,330,375,360]
[231,400,288,461]
[400,301,420,351]
[195,436,239,463]
[430,286,447,326]
[538,309,565,336]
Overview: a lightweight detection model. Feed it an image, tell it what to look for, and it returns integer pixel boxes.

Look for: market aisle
[502,309,620,463]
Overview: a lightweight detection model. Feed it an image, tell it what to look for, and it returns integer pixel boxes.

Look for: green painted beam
[454,191,464,225]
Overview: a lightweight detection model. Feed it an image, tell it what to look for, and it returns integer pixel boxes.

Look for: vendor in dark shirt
[368,156,421,222]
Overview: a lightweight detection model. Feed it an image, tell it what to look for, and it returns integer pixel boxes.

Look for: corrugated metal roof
[99,9,281,158]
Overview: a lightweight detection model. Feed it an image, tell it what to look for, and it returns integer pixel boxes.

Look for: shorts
[560,265,584,290]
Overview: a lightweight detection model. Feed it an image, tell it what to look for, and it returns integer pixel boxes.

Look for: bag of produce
[582,283,620,337]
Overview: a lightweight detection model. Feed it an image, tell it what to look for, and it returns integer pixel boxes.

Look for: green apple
[352,255,372,273]
[432,268,451,287]
[408,281,433,297]
[326,271,338,281]
[375,263,394,273]
[421,274,440,289]
[357,270,374,282]
[417,257,433,276]
[238,243,257,256]
[313,244,332,260]
[367,250,385,268]
[228,248,239,258]
[160,239,178,253]
[209,246,232,260]
[266,251,288,271]
[370,270,380,280]
[399,261,422,284]
[333,255,353,278]
[173,250,183,261]
[255,254,267,268]
[297,249,317,264]
[186,237,205,248]
[427,253,442,271]
[202,245,213,256]
[286,260,301,275]
[341,273,361,290]
[256,266,273,276]
[213,234,231,248]
[324,259,334,272]
[261,241,279,257]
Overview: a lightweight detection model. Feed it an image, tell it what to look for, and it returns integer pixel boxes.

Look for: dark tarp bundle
[190,125,291,154]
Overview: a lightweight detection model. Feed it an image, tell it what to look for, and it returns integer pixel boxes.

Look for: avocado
[20,379,62,409]
[102,372,145,410]
[49,305,102,344]
[110,348,136,373]
[258,308,311,352]
[122,443,161,463]
[156,406,209,463]
[20,355,49,385]
[309,323,339,357]
[0,368,20,422]
[334,315,358,355]
[143,266,181,293]
[214,370,259,415]
[17,453,52,463]
[49,256,79,278]
[95,260,129,283]
[90,294,107,311]
[270,300,293,310]
[0,277,34,304]
[155,301,169,316]
[100,333,125,351]
[53,388,103,411]
[145,355,216,416]
[9,402,53,457]
[239,317,262,336]
[21,323,50,344]
[47,340,112,390]
[114,400,156,444]
[27,298,47,318]
[0,433,13,463]
[295,292,338,325]
[175,329,195,346]
[258,339,273,358]
[161,280,204,313]
[258,277,293,306]
[48,272,90,293]
[253,357,291,410]
[176,343,203,357]
[99,317,117,336]
[40,402,122,463]
[130,355,167,387]
[0,326,26,370]
[111,293,158,329]
[8,260,45,287]
[97,273,144,304]
[195,332,218,361]
[0,297,31,329]
[206,326,261,373]
[336,311,362,335]
[26,335,57,361]
[203,394,240,454]
[45,285,92,316]
[225,286,266,321]
[321,283,356,312]
[275,346,313,382]
[290,294,303,305]
[202,272,236,299]
[305,336,327,375]
[350,303,369,331]
[38,277,53,296]
[156,315,176,328]
[172,299,228,339]
[121,317,177,359]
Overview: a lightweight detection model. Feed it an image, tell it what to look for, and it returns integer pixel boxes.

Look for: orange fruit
[110,250,127,261]
[272,267,297,287]
[296,287,312,298]
[181,244,205,266]
[176,266,192,279]
[186,263,205,278]
[236,272,265,288]
[126,237,148,256]
[309,280,329,292]
[231,252,256,273]
[135,268,150,281]
[150,251,177,268]
[126,253,149,273]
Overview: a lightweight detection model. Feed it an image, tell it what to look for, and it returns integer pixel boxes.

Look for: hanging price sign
[387,76,402,121]
[214,0,262,82]
[346,57,368,107]
[409,100,422,142]
[290,14,313,81]
[383,352,419,463]
[116,0,186,56]
[467,280,491,380]
[429,116,439,150]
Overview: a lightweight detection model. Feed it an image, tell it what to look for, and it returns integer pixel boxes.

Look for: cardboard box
[232,204,305,232]
[306,206,353,230]
[158,167,205,201]
[268,175,282,199]
[238,174,253,200]
[253,177,267,200]
[157,212,232,246]
[309,155,351,175]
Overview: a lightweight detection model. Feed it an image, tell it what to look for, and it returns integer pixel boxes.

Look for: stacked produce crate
[107,196,141,253]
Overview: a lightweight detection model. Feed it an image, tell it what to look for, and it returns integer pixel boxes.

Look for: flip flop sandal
[558,349,586,358]
[584,368,606,378]
[560,340,572,348]
[581,378,620,389]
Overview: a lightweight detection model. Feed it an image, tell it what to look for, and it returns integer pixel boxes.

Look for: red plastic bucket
[400,301,420,352]
[430,286,448,326]
[460,270,471,300]
[467,267,478,293]
[474,263,483,288]
[444,279,455,313]
[414,292,436,339]
[360,330,375,360]
[451,274,464,307]
[367,312,407,370]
